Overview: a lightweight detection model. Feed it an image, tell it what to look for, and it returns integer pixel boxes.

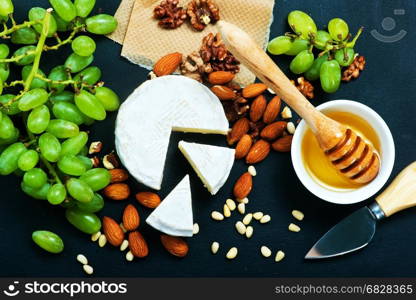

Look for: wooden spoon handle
[376,162,416,217]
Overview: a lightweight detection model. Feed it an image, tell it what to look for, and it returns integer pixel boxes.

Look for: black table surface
[1,0,415,277]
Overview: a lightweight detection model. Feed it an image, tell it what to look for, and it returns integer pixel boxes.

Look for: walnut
[154,0,187,29]
[249,121,266,140]
[342,55,366,82]
[291,77,314,99]
[180,51,213,82]
[187,0,220,31]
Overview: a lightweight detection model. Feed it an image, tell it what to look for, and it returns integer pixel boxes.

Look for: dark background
[1,0,415,277]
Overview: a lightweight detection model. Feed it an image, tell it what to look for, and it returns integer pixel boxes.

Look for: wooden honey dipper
[218,21,380,184]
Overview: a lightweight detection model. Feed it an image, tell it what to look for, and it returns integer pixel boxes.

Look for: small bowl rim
[291,99,395,205]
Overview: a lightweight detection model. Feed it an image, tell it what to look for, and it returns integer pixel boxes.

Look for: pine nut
[275,250,285,262]
[91,231,101,242]
[245,226,254,238]
[260,214,271,224]
[289,223,301,232]
[98,234,107,247]
[248,165,257,176]
[267,88,276,94]
[238,203,245,214]
[226,247,238,259]
[193,223,200,234]
[281,106,292,119]
[292,210,304,221]
[120,240,129,251]
[223,204,231,218]
[120,223,127,233]
[226,199,236,211]
[261,246,272,258]
[243,213,253,225]
[287,122,296,134]
[211,211,224,221]
[126,251,134,262]
[253,212,263,220]
[235,221,246,235]
[211,242,219,254]
[83,265,94,275]
[242,197,249,204]
[76,254,88,265]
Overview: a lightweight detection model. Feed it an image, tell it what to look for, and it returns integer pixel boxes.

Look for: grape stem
[0,19,40,38]
[44,26,84,51]
[346,27,364,48]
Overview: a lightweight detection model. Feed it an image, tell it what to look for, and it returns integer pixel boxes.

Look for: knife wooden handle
[375,161,416,217]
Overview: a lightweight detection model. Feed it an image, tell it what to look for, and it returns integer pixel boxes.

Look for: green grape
[77,155,93,170]
[0,94,20,115]
[94,87,120,111]
[11,27,38,45]
[60,198,76,208]
[0,114,16,139]
[23,168,47,189]
[49,0,76,22]
[71,36,96,57]
[288,10,317,39]
[75,90,106,120]
[335,48,355,67]
[320,60,341,93]
[60,131,88,157]
[21,182,51,200]
[50,91,74,103]
[32,230,64,254]
[48,65,69,93]
[289,50,314,74]
[0,44,9,59]
[39,132,61,162]
[305,53,329,81]
[0,78,2,95]
[79,146,88,156]
[29,7,58,37]
[58,154,86,176]
[47,183,66,205]
[13,45,36,66]
[314,30,332,50]
[0,0,13,17]
[267,36,292,55]
[284,38,309,56]
[66,178,94,203]
[27,105,50,134]
[76,193,103,213]
[0,128,19,146]
[74,66,102,86]
[0,62,9,82]
[18,150,39,171]
[18,88,49,111]
[0,15,7,23]
[86,14,118,35]
[52,102,86,125]
[22,65,48,90]
[47,119,79,138]
[52,12,69,32]
[328,18,349,41]
[65,207,101,234]
[0,142,27,175]
[75,0,96,18]
[80,168,111,191]
[64,53,94,73]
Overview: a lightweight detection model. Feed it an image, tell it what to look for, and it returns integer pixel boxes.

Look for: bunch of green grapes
[0,0,120,235]
[267,10,363,94]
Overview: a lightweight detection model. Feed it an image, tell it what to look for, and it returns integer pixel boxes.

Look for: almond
[208,71,235,85]
[235,134,252,159]
[263,96,282,124]
[260,121,287,141]
[246,139,271,164]
[109,169,129,183]
[249,95,267,122]
[128,231,149,258]
[233,172,253,199]
[211,85,236,101]
[102,216,124,246]
[135,192,161,208]
[103,183,130,200]
[227,117,249,145]
[153,52,182,76]
[160,234,189,258]
[242,83,268,98]
[123,204,140,231]
[272,135,293,152]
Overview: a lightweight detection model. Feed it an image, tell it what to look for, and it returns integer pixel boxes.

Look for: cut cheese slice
[146,175,193,237]
[115,75,229,190]
[178,141,235,195]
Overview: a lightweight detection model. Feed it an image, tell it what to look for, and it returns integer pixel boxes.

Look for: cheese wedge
[115,75,229,190]
[146,175,193,237]
[178,141,235,195]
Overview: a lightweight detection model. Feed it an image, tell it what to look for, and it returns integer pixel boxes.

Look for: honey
[301,111,380,191]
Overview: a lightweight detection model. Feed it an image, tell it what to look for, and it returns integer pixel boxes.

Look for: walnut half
[154,0,188,29]
[187,0,220,31]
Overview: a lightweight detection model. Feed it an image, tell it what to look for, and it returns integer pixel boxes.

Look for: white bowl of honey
[291,100,395,204]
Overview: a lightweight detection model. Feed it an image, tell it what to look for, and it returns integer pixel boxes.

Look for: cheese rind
[146,175,193,237]
[178,141,235,195]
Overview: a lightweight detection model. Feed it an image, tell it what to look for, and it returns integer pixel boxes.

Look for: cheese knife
[305,162,416,259]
